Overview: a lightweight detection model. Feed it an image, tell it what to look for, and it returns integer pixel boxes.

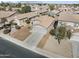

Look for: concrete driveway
[24,25,47,48]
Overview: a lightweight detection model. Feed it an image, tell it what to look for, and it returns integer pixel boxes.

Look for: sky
[0,0,79,1]
[0,0,79,4]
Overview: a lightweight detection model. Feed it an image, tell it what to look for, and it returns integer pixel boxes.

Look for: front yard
[37,33,73,57]
[10,26,31,41]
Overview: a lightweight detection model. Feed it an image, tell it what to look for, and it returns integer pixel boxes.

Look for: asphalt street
[0,37,46,58]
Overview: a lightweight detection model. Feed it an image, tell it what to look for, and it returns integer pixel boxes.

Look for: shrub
[50,26,72,44]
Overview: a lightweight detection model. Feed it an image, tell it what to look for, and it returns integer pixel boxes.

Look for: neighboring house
[31,5,39,12]
[74,7,79,11]
[58,6,72,12]
[31,15,54,34]
[8,12,38,20]
[31,4,49,12]
[48,10,60,17]
[0,11,16,23]
[7,12,39,26]
[57,11,79,33]
[31,4,49,15]
[73,11,79,14]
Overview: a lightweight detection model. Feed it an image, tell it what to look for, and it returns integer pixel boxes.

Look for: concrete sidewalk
[0,33,52,57]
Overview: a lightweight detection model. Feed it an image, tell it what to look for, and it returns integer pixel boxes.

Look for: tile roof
[0,11,16,18]
[58,11,79,22]
[37,15,54,28]
[8,12,38,20]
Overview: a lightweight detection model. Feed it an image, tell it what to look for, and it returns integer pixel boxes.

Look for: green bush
[50,26,72,44]
[25,20,30,24]
[49,29,56,36]
[48,4,55,10]
[17,6,31,13]
[3,29,11,34]
[15,25,21,29]
[21,6,31,13]
[67,30,72,39]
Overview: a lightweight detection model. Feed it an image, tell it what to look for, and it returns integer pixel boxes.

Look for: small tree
[3,20,21,34]
[50,25,72,44]
[66,30,72,39]
[9,20,21,30]
[15,25,21,29]
[16,3,21,8]
[17,6,31,13]
[3,28,11,34]
[21,6,31,13]
[1,18,7,25]
[8,6,12,11]
[49,29,56,36]
[25,19,30,24]
[48,4,55,10]
[17,9,21,13]
[0,26,3,30]
[3,23,11,34]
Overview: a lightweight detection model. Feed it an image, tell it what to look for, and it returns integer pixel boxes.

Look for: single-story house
[8,12,38,20]
[56,11,79,33]
[31,15,54,34]
[0,11,16,19]
[7,12,39,26]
